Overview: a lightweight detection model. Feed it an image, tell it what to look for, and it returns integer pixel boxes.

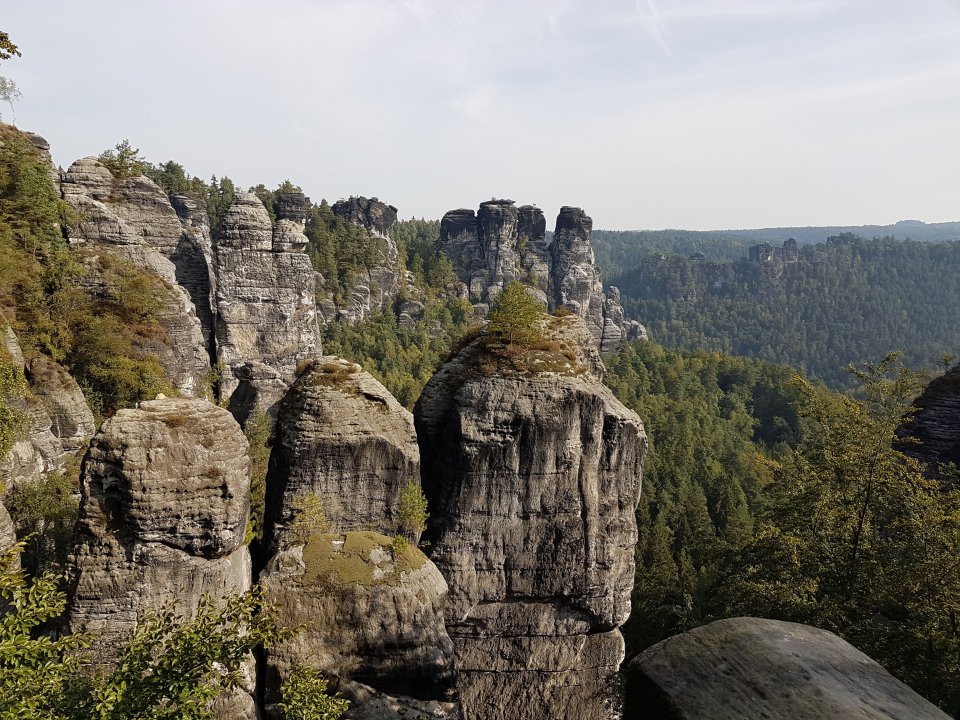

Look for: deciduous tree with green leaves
[486,281,545,348]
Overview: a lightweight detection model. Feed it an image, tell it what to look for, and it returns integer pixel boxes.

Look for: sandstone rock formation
[897,364,960,479]
[264,357,420,552]
[319,196,403,324]
[414,314,647,720]
[0,329,68,493]
[260,531,456,717]
[0,500,16,560]
[25,355,95,453]
[213,192,320,401]
[438,201,643,351]
[61,159,210,395]
[625,617,951,720]
[65,397,254,717]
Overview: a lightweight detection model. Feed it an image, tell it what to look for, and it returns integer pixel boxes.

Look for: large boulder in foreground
[260,530,456,718]
[625,617,950,720]
[414,314,647,720]
[65,397,255,718]
[264,357,420,552]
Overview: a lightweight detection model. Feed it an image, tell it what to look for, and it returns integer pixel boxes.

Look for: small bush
[396,479,429,544]
[278,665,349,720]
[289,492,328,546]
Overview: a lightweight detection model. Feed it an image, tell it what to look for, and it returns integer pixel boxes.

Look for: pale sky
[3,0,959,230]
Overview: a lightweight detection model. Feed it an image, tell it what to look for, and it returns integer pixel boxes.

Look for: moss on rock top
[301,531,427,587]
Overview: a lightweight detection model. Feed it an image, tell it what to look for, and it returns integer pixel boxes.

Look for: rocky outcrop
[0,500,16,560]
[550,206,645,351]
[625,617,951,720]
[260,531,456,717]
[439,201,642,351]
[414,314,647,720]
[0,330,67,494]
[61,159,210,395]
[897,364,960,478]
[169,192,216,356]
[438,200,550,310]
[264,357,420,552]
[332,196,398,238]
[25,355,95,453]
[65,397,254,716]
[319,196,403,324]
[213,192,320,401]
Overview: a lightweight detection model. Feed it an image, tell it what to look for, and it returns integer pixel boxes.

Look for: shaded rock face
[897,364,960,478]
[320,196,403,325]
[625,617,951,720]
[169,192,217,356]
[65,397,254,718]
[414,315,647,720]
[213,192,320,401]
[260,532,456,715]
[263,357,420,552]
[439,201,638,351]
[332,196,398,238]
[61,159,210,395]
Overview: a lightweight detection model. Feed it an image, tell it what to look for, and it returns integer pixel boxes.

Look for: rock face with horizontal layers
[61,159,210,395]
[414,314,647,720]
[439,201,643,350]
[625,617,951,720]
[213,192,320,401]
[65,397,255,719]
[896,364,960,479]
[264,357,420,552]
[260,531,456,718]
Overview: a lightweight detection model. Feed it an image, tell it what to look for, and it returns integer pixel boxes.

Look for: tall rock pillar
[414,314,647,720]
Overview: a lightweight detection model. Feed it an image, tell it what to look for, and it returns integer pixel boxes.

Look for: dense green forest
[607,341,960,714]
[592,220,960,266]
[608,236,960,388]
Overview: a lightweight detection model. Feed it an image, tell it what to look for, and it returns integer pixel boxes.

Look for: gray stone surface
[264,357,420,551]
[260,532,455,714]
[213,192,320,400]
[414,314,647,720]
[0,500,16,560]
[65,397,254,717]
[25,355,95,453]
[625,617,951,720]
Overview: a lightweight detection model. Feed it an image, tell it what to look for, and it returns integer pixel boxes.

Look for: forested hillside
[607,341,960,713]
[592,220,960,267]
[609,236,960,388]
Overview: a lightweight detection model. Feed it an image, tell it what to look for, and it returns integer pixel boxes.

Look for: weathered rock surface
[414,314,647,720]
[320,196,403,324]
[25,355,95,453]
[897,364,960,478]
[0,500,16,559]
[213,192,320,400]
[0,329,67,494]
[264,357,420,551]
[261,531,456,716]
[438,201,640,350]
[550,206,641,351]
[625,617,951,720]
[332,196,398,237]
[169,192,217,356]
[65,397,254,716]
[61,159,210,395]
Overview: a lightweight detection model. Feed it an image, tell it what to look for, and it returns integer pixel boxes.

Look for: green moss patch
[300,531,427,588]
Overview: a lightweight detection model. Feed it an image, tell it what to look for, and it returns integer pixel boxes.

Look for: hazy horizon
[3,0,959,231]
